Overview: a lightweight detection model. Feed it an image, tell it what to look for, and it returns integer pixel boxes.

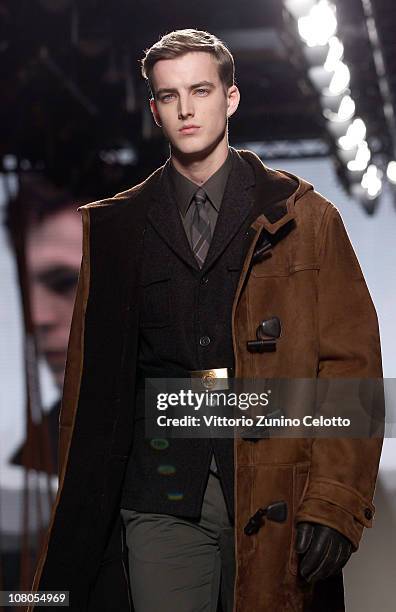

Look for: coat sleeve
[295,204,384,549]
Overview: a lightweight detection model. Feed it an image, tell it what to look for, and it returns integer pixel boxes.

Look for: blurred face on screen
[26,208,82,389]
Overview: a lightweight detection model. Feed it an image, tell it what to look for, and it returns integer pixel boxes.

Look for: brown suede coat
[29,149,383,611]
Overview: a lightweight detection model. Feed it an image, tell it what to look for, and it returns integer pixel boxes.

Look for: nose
[30,282,60,329]
[178,93,194,120]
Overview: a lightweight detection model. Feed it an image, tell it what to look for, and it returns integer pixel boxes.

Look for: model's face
[150,52,240,158]
[26,208,82,389]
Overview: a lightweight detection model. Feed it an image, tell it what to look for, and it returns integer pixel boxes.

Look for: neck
[170,134,229,185]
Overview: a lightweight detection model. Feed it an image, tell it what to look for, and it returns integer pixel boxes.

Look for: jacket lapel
[146,161,198,270]
[202,149,256,271]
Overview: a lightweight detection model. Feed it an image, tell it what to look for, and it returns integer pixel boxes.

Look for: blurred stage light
[308,66,333,90]
[284,0,316,19]
[321,92,344,113]
[303,44,329,67]
[326,118,351,138]
[336,95,355,121]
[286,0,388,210]
[339,119,367,150]
[386,161,396,184]
[99,146,137,165]
[361,165,382,199]
[350,183,379,214]
[350,184,365,198]
[347,141,371,171]
[323,95,355,122]
[309,62,350,98]
[324,37,344,71]
[239,139,329,158]
[298,0,337,47]
[328,61,350,95]
[3,154,17,170]
[338,147,359,164]
[348,168,365,185]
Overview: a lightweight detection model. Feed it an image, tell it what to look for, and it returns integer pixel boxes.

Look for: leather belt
[136,366,233,391]
[189,367,233,391]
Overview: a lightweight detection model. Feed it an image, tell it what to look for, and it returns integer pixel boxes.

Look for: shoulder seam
[78,165,164,211]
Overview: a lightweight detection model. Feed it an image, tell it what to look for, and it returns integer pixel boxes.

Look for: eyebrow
[155,81,215,99]
[33,266,79,285]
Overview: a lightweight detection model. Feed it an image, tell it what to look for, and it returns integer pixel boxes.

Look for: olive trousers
[120,472,235,612]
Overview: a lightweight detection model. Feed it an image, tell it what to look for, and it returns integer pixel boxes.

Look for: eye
[35,267,79,296]
[161,93,175,102]
[49,273,78,296]
[195,88,209,96]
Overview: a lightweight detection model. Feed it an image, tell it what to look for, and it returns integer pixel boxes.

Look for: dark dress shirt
[169,149,233,247]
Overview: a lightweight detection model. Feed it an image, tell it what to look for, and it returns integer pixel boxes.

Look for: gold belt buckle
[190,367,230,391]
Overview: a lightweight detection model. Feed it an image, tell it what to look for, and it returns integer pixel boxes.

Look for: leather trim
[28,208,91,606]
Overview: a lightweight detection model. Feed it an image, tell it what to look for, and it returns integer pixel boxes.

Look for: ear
[226,85,240,119]
[150,98,162,127]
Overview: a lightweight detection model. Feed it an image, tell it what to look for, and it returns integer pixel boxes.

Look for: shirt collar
[169,148,233,216]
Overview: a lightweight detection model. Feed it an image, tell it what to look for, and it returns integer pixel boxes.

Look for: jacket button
[201,275,209,285]
[364,508,373,520]
[200,336,211,346]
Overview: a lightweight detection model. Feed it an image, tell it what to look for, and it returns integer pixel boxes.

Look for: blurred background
[0,1,395,609]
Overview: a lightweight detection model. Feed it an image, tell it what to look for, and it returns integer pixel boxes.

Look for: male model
[30,29,383,612]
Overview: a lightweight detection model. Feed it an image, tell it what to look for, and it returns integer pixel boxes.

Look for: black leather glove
[295,522,354,583]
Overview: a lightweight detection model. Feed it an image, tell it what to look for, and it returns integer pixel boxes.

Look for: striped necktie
[190,187,212,268]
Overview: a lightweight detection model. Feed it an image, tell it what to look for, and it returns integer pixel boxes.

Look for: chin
[173,136,223,159]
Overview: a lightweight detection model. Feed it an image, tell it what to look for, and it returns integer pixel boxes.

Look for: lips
[179,125,200,134]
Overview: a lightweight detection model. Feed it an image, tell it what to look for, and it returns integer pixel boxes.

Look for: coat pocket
[139,274,171,328]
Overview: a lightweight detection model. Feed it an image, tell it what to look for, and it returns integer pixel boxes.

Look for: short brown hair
[141,29,235,97]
